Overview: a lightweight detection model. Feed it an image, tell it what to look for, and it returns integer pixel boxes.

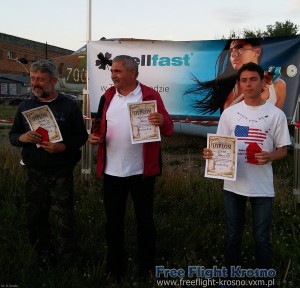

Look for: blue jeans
[223,190,273,269]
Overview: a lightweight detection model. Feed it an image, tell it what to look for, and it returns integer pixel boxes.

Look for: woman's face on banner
[229,40,261,70]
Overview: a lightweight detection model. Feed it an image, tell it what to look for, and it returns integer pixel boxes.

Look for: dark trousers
[223,190,273,269]
[24,166,76,261]
[103,174,156,276]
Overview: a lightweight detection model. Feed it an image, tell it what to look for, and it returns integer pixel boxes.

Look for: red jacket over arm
[95,83,173,178]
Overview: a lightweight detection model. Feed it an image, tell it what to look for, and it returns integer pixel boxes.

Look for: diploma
[205,134,237,181]
[22,105,63,147]
[128,100,161,144]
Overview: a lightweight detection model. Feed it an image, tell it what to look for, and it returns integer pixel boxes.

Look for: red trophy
[246,142,262,165]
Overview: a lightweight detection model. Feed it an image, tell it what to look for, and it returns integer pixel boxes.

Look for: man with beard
[9,59,88,266]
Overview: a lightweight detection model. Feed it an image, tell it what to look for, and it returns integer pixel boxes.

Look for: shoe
[139,269,155,286]
[101,271,121,286]
[37,252,58,268]
[59,250,85,268]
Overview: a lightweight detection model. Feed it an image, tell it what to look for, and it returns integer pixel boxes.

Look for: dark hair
[184,38,263,114]
[238,62,264,80]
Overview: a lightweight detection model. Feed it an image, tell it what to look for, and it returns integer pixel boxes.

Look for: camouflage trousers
[24,166,76,262]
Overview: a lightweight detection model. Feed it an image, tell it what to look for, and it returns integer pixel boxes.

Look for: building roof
[0,32,74,55]
[0,73,29,84]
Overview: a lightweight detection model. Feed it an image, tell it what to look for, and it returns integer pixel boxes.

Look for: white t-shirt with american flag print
[217,101,291,197]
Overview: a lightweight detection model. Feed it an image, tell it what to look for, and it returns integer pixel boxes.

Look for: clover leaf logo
[95,52,112,70]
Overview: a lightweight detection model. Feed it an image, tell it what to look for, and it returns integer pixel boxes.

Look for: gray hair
[112,55,139,77]
[30,59,58,78]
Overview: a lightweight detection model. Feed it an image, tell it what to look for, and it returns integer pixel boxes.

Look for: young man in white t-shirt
[203,62,290,277]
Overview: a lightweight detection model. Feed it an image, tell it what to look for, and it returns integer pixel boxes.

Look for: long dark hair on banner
[184,38,263,114]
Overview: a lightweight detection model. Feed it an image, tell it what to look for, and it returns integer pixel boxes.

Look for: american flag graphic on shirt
[234,125,268,145]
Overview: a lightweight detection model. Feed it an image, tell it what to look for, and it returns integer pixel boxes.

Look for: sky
[1,0,300,51]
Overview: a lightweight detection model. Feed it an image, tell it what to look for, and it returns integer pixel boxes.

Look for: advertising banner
[87,36,300,122]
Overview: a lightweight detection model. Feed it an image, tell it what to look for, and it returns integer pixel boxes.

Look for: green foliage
[264,20,299,37]
[243,29,264,39]
[223,19,299,39]
[0,132,299,287]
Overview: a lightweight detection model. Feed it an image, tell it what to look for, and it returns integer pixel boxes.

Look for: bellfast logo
[133,54,190,66]
[95,51,191,69]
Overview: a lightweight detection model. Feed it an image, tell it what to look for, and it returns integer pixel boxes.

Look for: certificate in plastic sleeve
[22,105,63,146]
[205,134,237,181]
[128,100,161,144]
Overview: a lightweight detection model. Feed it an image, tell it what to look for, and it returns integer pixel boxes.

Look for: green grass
[0,132,299,287]
[0,105,17,120]
[0,104,17,129]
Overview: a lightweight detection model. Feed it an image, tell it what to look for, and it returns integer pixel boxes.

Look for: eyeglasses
[229,47,254,56]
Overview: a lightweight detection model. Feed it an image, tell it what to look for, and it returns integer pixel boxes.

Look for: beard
[39,91,50,98]
[32,86,50,98]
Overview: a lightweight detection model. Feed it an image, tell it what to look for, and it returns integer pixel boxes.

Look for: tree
[263,20,299,37]
[223,20,299,39]
[243,29,264,38]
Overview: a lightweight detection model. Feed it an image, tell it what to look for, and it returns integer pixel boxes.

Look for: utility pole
[81,0,92,183]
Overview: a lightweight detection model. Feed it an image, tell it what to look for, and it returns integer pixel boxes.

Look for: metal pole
[81,88,92,183]
[81,0,92,183]
[293,95,300,205]
[86,0,91,43]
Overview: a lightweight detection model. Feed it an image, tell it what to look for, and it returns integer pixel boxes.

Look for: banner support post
[292,95,300,206]
[81,0,92,184]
